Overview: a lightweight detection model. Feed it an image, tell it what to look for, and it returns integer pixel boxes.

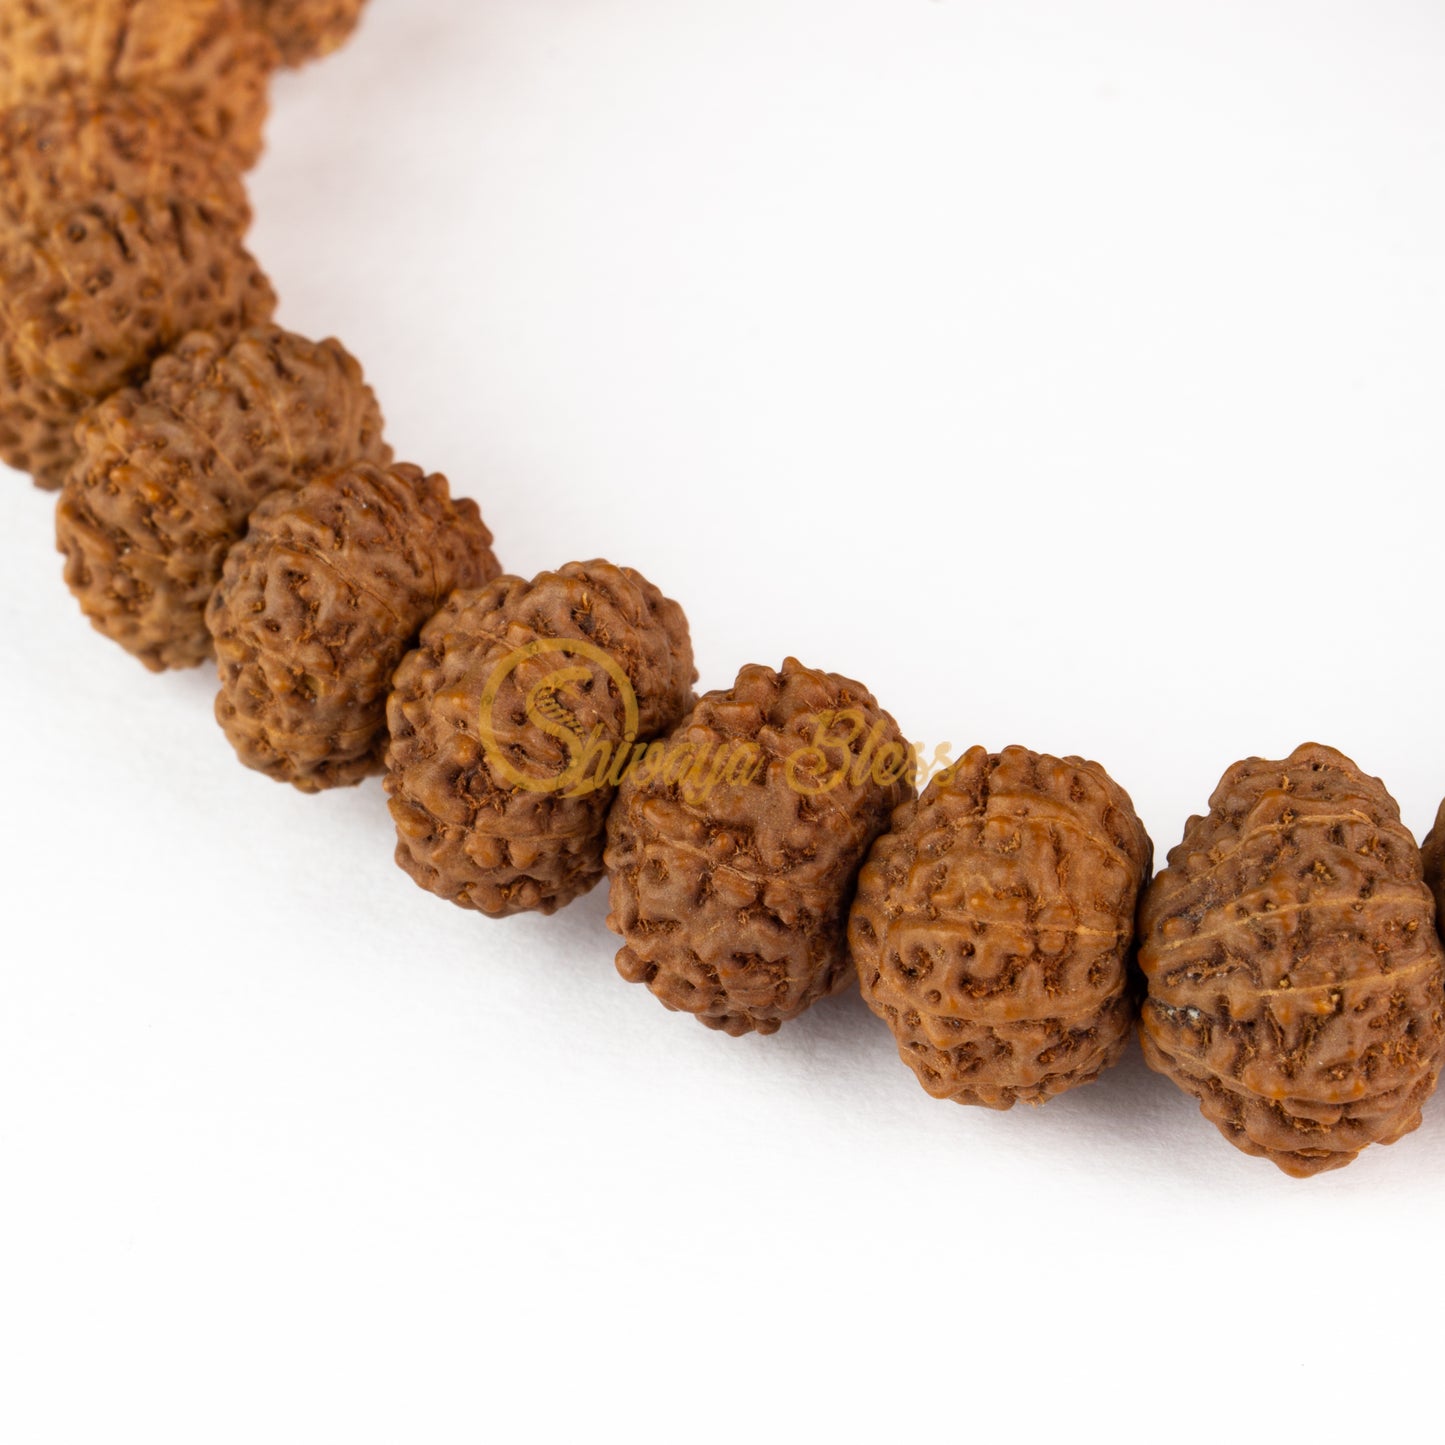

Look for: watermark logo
[477,637,639,795]
[478,644,959,804]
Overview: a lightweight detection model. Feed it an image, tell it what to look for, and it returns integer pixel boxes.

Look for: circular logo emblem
[477,638,640,795]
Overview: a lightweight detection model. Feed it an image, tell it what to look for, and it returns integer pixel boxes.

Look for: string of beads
[5,1,1443,1177]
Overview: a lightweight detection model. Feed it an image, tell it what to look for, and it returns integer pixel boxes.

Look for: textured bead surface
[0,0,276,168]
[850,745,1152,1109]
[244,0,366,67]
[1138,743,1445,1177]
[57,326,390,671]
[0,94,272,489]
[606,658,913,1036]
[385,561,696,918]
[207,462,500,791]
[0,91,252,235]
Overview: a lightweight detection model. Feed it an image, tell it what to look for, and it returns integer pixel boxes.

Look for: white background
[4,1,1445,1439]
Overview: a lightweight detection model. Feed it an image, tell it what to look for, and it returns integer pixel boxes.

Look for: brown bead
[0,1,276,169]
[243,0,367,68]
[385,561,696,919]
[850,746,1152,1110]
[207,462,500,792]
[57,327,391,671]
[1138,743,1445,1177]
[605,658,913,1037]
[0,94,273,490]
[0,91,252,235]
